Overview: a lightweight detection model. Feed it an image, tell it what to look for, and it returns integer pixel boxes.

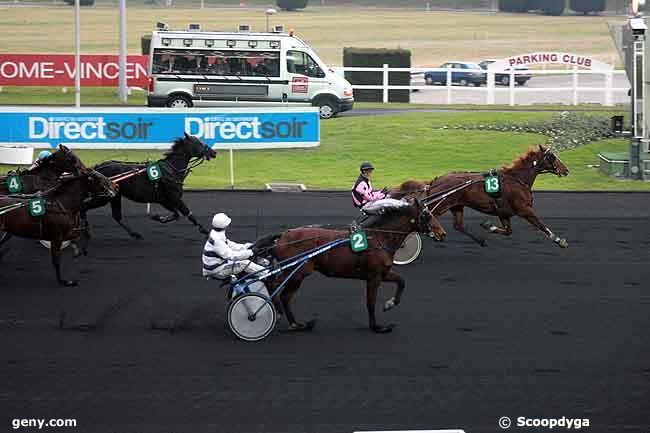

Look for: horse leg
[168,197,209,235]
[452,206,486,246]
[149,198,180,225]
[0,232,12,249]
[110,195,144,240]
[367,277,393,333]
[382,270,405,312]
[51,239,77,287]
[518,207,568,248]
[279,272,315,331]
[480,216,513,236]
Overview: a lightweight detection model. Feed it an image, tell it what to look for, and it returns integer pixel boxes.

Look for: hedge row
[343,48,411,103]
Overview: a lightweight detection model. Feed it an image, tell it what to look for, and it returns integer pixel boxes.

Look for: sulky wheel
[393,232,422,265]
[227,292,277,342]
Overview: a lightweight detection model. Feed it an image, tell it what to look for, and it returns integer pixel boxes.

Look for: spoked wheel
[393,232,422,265]
[227,292,277,342]
[39,240,71,251]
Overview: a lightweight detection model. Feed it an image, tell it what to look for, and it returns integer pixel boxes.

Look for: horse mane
[504,146,545,171]
[364,203,414,228]
[165,137,185,156]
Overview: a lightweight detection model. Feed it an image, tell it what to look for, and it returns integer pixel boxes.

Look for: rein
[422,179,480,212]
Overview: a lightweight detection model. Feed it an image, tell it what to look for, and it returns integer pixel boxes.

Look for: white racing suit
[202,229,270,298]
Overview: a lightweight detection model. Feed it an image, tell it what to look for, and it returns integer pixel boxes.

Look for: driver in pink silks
[351,161,387,208]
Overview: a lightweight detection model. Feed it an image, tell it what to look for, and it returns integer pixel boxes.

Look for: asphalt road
[1,191,649,433]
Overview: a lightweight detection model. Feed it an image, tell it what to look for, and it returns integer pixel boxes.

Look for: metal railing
[333,65,630,106]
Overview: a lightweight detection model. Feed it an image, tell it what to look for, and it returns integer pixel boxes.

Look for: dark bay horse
[390,145,570,248]
[85,133,217,239]
[0,169,116,286]
[0,145,84,195]
[0,145,86,247]
[262,200,445,334]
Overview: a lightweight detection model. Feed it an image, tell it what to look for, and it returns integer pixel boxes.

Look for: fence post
[509,69,515,106]
[382,63,389,104]
[446,66,452,104]
[572,67,579,106]
[605,70,614,106]
[487,70,495,105]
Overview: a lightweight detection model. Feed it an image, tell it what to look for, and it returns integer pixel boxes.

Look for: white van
[146,27,354,119]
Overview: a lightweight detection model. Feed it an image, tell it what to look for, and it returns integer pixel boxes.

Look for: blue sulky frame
[230,237,350,314]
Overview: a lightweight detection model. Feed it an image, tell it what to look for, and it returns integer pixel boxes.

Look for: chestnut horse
[390,145,570,248]
[262,199,445,334]
[0,169,116,286]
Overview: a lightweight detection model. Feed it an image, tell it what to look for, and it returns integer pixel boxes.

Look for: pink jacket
[351,175,386,208]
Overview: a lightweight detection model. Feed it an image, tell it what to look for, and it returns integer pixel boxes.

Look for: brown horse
[263,199,445,334]
[0,145,85,195]
[0,169,116,286]
[0,145,87,247]
[390,145,570,248]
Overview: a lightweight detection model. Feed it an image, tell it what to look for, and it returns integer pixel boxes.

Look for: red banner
[0,54,149,87]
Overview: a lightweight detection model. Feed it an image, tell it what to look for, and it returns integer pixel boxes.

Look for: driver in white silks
[202,213,270,298]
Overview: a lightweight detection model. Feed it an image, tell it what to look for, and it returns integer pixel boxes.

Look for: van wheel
[167,95,192,108]
[316,99,337,119]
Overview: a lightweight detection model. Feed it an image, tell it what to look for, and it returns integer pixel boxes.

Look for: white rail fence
[333,65,629,106]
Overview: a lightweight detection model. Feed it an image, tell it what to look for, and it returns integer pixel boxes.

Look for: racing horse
[84,133,217,239]
[259,199,445,334]
[390,145,570,248]
[0,145,85,195]
[0,145,86,247]
[0,168,116,286]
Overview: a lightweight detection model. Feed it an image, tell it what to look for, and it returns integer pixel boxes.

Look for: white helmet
[212,213,231,230]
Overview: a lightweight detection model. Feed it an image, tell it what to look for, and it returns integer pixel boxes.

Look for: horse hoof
[372,324,395,334]
[288,320,317,332]
[130,233,144,240]
[480,221,493,231]
[383,297,397,312]
[60,280,78,287]
[558,238,568,248]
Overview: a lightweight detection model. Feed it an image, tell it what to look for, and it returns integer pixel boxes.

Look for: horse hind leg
[480,216,513,236]
[51,239,77,287]
[452,206,487,247]
[110,196,144,240]
[279,274,316,332]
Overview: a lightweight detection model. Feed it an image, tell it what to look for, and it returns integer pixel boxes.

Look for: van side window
[286,50,324,78]
[152,49,280,77]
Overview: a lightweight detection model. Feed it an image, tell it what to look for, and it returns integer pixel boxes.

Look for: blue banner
[0,107,320,149]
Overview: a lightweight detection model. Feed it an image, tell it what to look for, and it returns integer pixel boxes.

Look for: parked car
[479,60,532,86]
[423,62,486,87]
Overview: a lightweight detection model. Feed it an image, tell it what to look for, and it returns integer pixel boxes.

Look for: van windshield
[286,50,324,78]
[152,49,281,77]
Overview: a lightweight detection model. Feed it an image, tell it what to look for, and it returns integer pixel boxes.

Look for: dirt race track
[1,191,649,433]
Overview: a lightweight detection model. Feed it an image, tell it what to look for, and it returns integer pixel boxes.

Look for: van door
[285,50,328,103]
